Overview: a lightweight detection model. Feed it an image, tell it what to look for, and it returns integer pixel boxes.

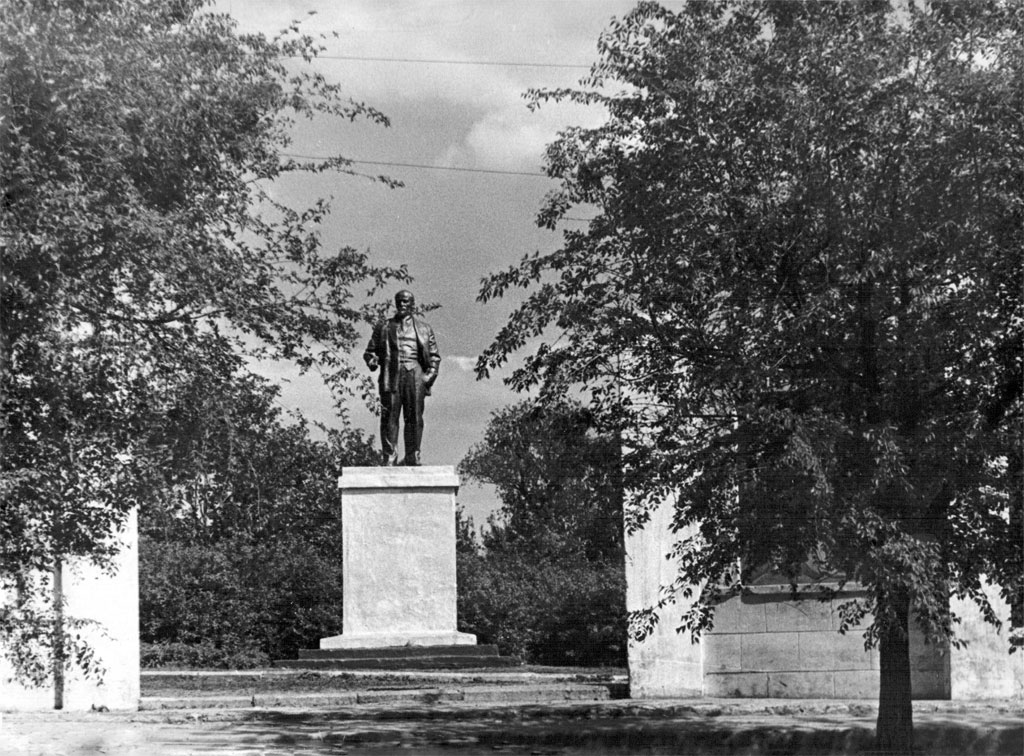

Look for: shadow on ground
[6,707,1022,755]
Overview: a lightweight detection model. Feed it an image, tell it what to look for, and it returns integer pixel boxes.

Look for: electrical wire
[281,154,548,177]
[280,154,598,221]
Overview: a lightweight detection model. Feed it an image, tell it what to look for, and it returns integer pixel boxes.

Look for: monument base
[320,630,477,650]
[323,466,473,651]
[274,643,518,670]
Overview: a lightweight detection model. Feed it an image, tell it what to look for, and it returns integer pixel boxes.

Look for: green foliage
[457,531,626,666]
[460,400,624,560]
[0,572,105,687]
[483,0,1021,645]
[141,362,377,545]
[478,2,1021,748]
[137,366,375,667]
[457,400,626,666]
[1,0,400,691]
[140,533,344,665]
[140,641,270,671]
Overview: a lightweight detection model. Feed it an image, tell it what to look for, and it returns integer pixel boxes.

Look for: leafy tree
[1,0,401,703]
[138,365,376,666]
[460,400,624,560]
[456,531,627,666]
[142,356,377,546]
[477,2,1022,751]
[457,400,626,665]
[0,331,154,700]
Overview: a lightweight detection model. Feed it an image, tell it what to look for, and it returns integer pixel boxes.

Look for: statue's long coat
[364,316,441,396]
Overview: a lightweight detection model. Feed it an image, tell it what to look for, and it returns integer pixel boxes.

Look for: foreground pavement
[4,697,1022,755]
[3,669,1021,754]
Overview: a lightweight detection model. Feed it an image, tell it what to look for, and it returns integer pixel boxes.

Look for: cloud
[215,0,639,516]
[439,98,605,172]
[223,1,596,104]
[446,355,477,372]
[216,0,631,180]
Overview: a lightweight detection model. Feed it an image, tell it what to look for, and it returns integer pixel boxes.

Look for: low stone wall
[703,591,949,699]
[624,495,1018,700]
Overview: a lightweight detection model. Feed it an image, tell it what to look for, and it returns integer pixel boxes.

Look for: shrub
[139,640,270,670]
[457,545,626,666]
[140,532,344,665]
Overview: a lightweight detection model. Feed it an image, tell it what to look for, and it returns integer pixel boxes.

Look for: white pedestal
[320,466,476,650]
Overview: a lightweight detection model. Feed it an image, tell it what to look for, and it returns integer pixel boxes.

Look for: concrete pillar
[950,579,1024,700]
[0,508,139,711]
[624,493,704,697]
[321,466,476,649]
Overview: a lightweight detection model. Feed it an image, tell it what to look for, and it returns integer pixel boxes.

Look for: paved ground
[3,669,1021,755]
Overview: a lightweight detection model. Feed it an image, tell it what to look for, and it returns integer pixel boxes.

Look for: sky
[219,0,662,522]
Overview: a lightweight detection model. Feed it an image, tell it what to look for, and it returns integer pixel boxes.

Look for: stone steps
[296,643,501,660]
[273,656,522,670]
[139,683,612,710]
[273,643,520,671]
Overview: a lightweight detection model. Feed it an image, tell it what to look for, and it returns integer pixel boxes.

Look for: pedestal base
[320,630,477,650]
[273,643,519,670]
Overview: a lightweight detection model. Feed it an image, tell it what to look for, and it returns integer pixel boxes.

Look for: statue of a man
[363,290,440,466]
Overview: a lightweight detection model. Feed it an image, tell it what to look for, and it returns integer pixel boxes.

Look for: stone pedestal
[320,466,476,650]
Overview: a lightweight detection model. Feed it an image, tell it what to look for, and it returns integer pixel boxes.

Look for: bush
[457,545,626,667]
[140,640,270,670]
[456,400,627,667]
[140,532,345,665]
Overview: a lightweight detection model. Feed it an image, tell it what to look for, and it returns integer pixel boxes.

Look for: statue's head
[395,290,415,317]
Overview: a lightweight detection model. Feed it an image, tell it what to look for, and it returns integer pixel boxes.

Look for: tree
[476,2,1022,751]
[141,356,377,546]
[0,330,154,700]
[460,400,624,560]
[1,0,402,703]
[457,400,627,665]
[139,368,378,665]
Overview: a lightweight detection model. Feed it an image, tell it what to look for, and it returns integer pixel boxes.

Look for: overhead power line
[281,154,549,177]
[284,152,598,222]
[290,54,591,69]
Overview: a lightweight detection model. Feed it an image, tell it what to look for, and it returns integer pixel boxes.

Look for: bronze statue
[363,290,440,466]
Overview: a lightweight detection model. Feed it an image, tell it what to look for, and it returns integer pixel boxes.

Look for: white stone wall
[0,509,139,711]
[624,495,1017,701]
[703,591,950,699]
[950,580,1024,700]
[624,494,703,697]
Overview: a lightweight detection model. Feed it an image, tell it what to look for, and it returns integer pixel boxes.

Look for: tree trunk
[52,558,65,710]
[875,589,913,754]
